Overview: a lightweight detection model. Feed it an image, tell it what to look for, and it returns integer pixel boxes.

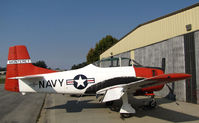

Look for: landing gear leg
[120,92,135,118]
[148,95,157,108]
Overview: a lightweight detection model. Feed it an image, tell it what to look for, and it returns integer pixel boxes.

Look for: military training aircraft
[5,45,191,117]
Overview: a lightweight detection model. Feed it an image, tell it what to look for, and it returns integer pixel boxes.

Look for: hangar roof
[100,3,199,59]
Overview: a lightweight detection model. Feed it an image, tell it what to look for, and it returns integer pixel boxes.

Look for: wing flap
[101,87,124,102]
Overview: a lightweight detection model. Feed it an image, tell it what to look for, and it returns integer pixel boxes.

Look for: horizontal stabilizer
[9,75,44,80]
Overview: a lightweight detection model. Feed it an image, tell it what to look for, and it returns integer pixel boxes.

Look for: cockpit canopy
[93,57,142,68]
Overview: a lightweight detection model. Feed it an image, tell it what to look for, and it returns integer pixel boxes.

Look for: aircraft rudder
[5,45,56,92]
[5,45,24,92]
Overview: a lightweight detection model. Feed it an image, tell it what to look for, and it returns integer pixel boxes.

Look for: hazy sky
[0,0,198,69]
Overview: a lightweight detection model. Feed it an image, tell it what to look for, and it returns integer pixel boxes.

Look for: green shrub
[0,78,5,84]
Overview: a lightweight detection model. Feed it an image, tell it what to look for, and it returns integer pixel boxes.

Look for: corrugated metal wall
[194,31,199,103]
[134,36,186,101]
[184,32,197,103]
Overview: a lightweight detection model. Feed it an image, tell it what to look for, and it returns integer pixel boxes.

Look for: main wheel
[120,113,133,118]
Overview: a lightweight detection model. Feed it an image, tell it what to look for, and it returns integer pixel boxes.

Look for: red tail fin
[5,45,56,92]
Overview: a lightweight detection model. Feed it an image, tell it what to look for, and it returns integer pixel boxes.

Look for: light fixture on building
[186,24,192,31]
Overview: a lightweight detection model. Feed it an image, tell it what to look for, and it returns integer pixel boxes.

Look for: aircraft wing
[97,73,191,102]
[125,73,191,92]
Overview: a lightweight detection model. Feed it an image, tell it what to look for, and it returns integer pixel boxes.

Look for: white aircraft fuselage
[19,64,135,94]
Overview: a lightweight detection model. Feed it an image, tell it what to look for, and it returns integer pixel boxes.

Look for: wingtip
[183,73,192,78]
[168,73,191,79]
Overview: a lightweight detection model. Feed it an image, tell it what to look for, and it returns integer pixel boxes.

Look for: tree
[71,62,87,70]
[86,35,118,63]
[0,67,6,71]
[33,60,48,68]
[87,48,95,64]
[72,35,118,69]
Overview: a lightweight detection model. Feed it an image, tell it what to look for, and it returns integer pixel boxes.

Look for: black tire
[120,113,133,118]
[70,94,81,97]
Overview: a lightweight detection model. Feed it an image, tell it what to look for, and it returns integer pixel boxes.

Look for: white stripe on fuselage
[18,64,136,94]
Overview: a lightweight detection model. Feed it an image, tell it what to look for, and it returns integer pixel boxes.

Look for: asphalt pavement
[1,83,199,123]
[0,84,45,123]
[38,94,199,123]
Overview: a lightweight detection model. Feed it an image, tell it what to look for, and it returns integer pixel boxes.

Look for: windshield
[92,57,142,68]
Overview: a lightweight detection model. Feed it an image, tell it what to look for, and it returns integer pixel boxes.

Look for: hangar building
[100,3,199,104]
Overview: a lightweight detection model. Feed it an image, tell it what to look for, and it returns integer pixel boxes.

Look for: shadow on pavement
[135,106,199,122]
[46,97,199,122]
[46,99,106,112]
